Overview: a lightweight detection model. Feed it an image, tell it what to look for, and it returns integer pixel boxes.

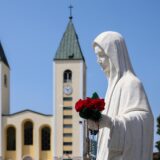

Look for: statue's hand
[87,115,113,130]
[99,114,113,129]
[87,119,99,130]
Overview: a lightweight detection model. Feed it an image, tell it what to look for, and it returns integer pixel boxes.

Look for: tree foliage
[154,115,160,160]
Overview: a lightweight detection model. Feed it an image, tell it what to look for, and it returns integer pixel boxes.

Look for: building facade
[0,18,88,160]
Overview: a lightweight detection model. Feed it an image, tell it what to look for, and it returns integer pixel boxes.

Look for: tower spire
[54,17,85,61]
[0,42,10,68]
[69,1,73,20]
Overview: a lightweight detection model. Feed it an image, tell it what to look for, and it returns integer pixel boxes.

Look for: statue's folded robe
[93,31,154,160]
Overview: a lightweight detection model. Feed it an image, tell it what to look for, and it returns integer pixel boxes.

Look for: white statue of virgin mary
[88,31,154,160]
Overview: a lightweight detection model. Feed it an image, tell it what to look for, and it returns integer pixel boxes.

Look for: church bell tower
[53,14,87,159]
[0,42,10,159]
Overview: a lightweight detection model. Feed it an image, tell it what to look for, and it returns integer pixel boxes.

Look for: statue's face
[94,46,110,75]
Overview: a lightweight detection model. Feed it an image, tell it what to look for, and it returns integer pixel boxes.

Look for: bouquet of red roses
[75,92,105,121]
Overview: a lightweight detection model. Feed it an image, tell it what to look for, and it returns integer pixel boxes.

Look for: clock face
[63,85,72,95]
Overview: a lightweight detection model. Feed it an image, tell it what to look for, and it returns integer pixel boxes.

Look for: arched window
[63,70,72,83]
[23,156,32,160]
[7,126,16,150]
[41,127,51,150]
[4,74,7,87]
[24,121,33,145]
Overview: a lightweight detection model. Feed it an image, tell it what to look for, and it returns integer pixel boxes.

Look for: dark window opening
[4,74,7,87]
[63,124,72,128]
[63,151,72,154]
[41,127,51,150]
[63,97,72,101]
[24,121,33,145]
[63,107,72,110]
[63,115,72,119]
[64,70,72,83]
[7,127,16,151]
[63,133,72,137]
[63,142,72,146]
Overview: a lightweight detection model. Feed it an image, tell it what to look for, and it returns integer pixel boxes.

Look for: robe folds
[93,31,154,160]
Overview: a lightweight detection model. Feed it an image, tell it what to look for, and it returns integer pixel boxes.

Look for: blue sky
[0,0,160,151]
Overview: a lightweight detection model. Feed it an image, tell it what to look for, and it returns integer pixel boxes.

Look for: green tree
[155,115,160,160]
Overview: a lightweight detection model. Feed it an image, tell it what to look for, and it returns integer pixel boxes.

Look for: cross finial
[69,3,73,20]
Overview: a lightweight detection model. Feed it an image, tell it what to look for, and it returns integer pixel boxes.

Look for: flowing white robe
[93,31,154,160]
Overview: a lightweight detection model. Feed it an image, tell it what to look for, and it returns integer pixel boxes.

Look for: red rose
[75,99,84,112]
[75,98,93,112]
[90,99,105,111]
[84,97,92,108]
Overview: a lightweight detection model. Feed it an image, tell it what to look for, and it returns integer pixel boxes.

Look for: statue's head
[93,31,134,78]
[94,45,110,76]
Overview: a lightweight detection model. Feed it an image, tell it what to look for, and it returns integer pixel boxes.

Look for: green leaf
[79,108,91,119]
[92,92,99,99]
[79,108,102,121]
[90,109,102,121]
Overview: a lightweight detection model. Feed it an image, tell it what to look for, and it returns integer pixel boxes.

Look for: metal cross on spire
[69,1,73,20]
